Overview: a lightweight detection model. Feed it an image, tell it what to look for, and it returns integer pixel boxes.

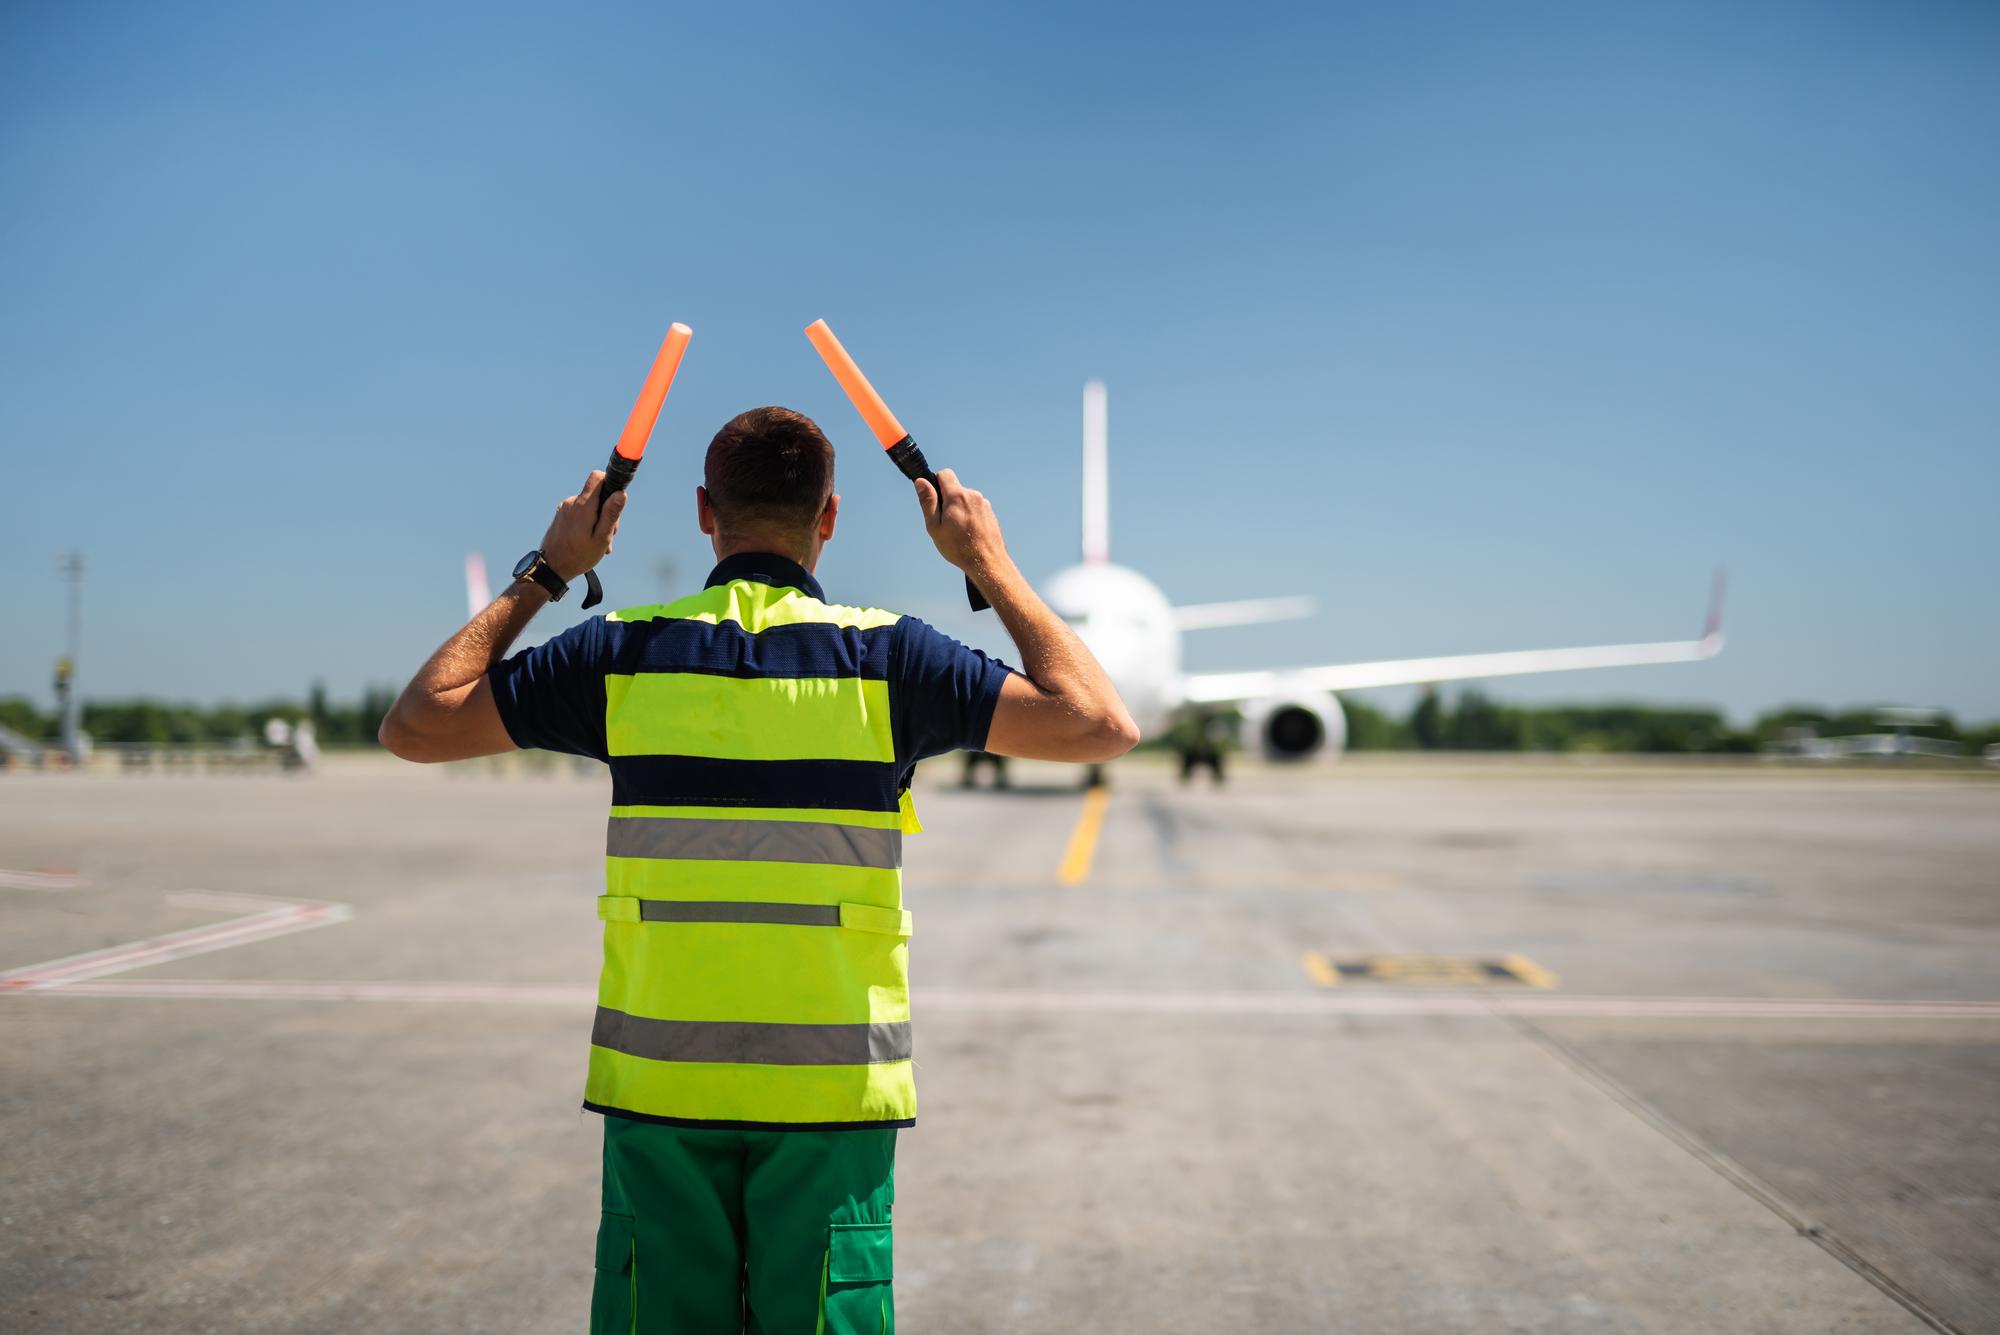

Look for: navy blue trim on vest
[704,552,825,603]
[586,1101,914,1133]
[610,755,903,812]
[602,617,893,681]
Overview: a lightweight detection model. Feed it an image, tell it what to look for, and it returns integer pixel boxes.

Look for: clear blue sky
[4,0,1995,721]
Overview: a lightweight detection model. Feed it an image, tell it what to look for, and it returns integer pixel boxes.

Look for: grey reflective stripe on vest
[607,816,902,870]
[636,901,840,927]
[591,1006,912,1066]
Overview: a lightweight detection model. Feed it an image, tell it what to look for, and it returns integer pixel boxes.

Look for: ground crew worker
[380,406,1138,1332]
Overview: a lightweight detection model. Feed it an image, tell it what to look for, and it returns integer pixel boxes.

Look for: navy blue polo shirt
[489,552,1011,784]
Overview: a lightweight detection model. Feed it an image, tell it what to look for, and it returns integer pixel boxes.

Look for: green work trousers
[590,1115,897,1335]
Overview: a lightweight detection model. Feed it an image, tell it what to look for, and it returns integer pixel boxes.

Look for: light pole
[55,552,85,763]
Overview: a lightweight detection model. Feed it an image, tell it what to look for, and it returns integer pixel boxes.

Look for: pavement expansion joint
[1504,1011,1969,1335]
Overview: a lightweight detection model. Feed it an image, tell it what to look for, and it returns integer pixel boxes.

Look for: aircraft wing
[1181,574,1725,706]
[1172,596,1316,632]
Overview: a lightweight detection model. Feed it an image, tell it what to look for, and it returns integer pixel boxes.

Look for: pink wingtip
[1703,568,1727,643]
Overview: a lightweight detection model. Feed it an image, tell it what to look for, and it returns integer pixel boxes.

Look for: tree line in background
[0,683,400,748]
[2,685,1997,756]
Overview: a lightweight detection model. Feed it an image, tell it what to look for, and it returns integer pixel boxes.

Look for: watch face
[513,552,540,580]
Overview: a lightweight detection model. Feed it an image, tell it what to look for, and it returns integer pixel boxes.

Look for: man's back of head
[701,406,837,562]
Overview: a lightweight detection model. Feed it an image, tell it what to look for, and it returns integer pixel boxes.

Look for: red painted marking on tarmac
[3,891,1986,1020]
[0,893,352,992]
[8,979,1998,1020]
[0,868,84,892]
[915,990,2000,1020]
[39,978,596,1005]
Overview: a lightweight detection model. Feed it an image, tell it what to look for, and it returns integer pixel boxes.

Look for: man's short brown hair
[703,407,836,533]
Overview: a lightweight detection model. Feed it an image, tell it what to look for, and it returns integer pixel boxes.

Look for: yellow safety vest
[584,576,921,1129]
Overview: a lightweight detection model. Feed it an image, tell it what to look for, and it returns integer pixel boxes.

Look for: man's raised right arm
[914,471,1140,763]
[380,470,624,763]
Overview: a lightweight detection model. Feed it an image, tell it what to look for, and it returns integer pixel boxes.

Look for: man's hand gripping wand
[804,319,990,612]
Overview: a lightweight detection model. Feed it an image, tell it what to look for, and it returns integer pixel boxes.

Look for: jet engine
[1240,691,1347,762]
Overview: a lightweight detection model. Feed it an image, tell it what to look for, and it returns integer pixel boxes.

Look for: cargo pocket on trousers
[821,1221,893,1335]
[590,1211,636,1335]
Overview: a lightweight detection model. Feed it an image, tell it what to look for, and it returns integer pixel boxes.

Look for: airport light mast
[55,551,85,765]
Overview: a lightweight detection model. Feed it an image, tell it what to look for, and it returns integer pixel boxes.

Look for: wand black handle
[886,436,990,612]
[580,451,641,610]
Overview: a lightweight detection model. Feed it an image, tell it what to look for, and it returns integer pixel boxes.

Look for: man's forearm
[417,583,547,696]
[913,467,1138,758]
[976,557,1123,720]
[382,467,625,762]
[382,583,548,751]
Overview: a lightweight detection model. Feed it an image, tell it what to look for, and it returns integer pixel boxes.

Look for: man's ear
[819,493,839,542]
[696,485,716,536]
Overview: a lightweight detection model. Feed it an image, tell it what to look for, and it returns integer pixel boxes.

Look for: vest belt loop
[838,902,914,937]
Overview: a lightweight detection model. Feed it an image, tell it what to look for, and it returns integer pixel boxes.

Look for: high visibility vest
[584,576,920,1129]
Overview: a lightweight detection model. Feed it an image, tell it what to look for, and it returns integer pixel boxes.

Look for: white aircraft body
[1039,381,1724,766]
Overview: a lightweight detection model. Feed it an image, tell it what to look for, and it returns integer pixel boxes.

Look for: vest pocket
[823,1221,893,1334]
[838,903,913,937]
[590,1211,636,1335]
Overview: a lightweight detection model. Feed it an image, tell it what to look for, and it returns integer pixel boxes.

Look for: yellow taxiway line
[1300,951,1341,987]
[1057,786,1111,886]
[1499,953,1562,990]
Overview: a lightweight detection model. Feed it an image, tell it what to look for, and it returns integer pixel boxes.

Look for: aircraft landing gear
[1178,743,1226,786]
[960,750,1010,790]
[1178,713,1230,786]
[1084,763,1108,790]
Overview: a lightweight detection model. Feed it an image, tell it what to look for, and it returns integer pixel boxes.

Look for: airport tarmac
[2,755,1997,1333]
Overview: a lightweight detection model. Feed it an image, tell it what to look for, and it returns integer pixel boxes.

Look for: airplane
[1763,708,1965,762]
[465,382,1723,783]
[1022,380,1724,782]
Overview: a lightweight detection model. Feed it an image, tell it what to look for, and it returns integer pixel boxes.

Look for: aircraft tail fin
[1082,380,1108,563]
[466,553,493,620]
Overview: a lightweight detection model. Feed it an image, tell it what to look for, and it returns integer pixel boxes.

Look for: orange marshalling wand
[582,322,693,609]
[805,319,907,447]
[613,323,694,462]
[804,319,989,611]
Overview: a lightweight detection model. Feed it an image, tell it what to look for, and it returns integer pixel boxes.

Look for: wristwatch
[513,550,569,601]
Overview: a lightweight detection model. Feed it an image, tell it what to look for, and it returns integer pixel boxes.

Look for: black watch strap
[517,551,569,602]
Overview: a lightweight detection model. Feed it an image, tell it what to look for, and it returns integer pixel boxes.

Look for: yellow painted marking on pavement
[1498,954,1561,990]
[1363,956,1487,984]
[1057,787,1111,886]
[1313,955,1562,988]
[1300,951,1340,988]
